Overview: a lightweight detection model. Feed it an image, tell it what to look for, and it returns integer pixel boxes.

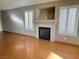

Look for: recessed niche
[39,6,55,20]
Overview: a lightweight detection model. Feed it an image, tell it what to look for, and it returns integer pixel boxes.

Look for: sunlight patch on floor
[47,52,63,59]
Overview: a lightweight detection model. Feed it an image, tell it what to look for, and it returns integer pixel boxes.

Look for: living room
[0,0,79,59]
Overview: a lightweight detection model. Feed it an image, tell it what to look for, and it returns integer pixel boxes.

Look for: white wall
[0,12,2,31]
[2,8,35,36]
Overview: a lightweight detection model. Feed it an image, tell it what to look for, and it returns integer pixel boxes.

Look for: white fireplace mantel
[35,20,56,42]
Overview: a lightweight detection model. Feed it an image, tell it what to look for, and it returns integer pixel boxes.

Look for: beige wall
[1,0,79,45]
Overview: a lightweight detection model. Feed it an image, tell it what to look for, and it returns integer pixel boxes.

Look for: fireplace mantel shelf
[34,20,56,25]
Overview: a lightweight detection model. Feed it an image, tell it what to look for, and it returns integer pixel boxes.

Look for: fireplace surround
[35,20,56,42]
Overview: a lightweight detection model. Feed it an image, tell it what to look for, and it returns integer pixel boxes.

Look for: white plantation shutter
[58,8,68,34]
[25,11,29,29]
[28,10,34,30]
[67,8,77,35]
[25,10,34,31]
[58,6,78,36]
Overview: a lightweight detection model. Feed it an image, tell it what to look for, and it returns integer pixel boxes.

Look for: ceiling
[0,0,58,10]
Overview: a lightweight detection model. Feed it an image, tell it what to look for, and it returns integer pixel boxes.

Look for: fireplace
[39,27,50,40]
[35,20,56,42]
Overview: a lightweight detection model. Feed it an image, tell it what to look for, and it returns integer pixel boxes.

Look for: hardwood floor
[0,32,79,59]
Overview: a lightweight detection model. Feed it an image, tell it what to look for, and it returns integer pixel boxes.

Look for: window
[58,8,68,34]
[58,6,78,36]
[25,10,34,31]
[67,8,77,35]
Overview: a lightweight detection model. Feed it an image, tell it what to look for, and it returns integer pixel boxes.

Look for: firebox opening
[39,27,50,40]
